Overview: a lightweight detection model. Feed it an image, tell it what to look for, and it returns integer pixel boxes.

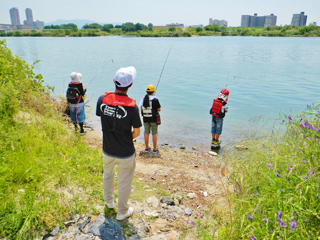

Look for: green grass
[0,40,105,239]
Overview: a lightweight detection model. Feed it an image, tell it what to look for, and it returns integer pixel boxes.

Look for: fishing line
[87,59,114,88]
[156,46,172,90]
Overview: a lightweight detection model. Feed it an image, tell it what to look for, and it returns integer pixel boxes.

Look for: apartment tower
[9,7,21,25]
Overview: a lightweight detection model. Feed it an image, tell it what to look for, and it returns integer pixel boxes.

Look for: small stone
[186,193,197,199]
[180,145,186,149]
[185,208,192,216]
[146,196,159,208]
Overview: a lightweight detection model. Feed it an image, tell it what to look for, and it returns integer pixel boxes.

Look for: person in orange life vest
[96,66,142,221]
[68,72,87,135]
[139,84,161,153]
[209,89,229,145]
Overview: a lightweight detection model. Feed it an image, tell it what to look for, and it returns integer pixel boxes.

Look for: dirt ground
[83,128,230,238]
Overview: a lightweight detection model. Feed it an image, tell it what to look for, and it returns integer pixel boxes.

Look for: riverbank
[44,126,229,240]
[2,24,320,37]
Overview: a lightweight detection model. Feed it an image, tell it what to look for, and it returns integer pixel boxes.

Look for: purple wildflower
[312,171,315,174]
[292,154,296,156]
[277,210,282,219]
[276,173,280,177]
[282,119,285,122]
[317,139,319,143]
[186,221,190,224]
[267,164,273,170]
[248,213,253,220]
[305,219,308,222]
[290,220,297,230]
[234,189,238,194]
[264,218,268,225]
[292,211,297,219]
[200,216,204,219]
[191,222,195,225]
[280,189,284,192]
[288,116,292,120]
[280,220,286,227]
[270,228,272,233]
[236,181,242,193]
[288,167,291,171]
[250,236,255,240]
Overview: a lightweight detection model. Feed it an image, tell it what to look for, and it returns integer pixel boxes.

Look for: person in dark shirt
[67,72,86,135]
[96,66,142,221]
[139,84,161,153]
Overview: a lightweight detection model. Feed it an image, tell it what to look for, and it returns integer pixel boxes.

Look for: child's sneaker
[79,130,86,136]
[145,147,151,152]
[216,140,221,145]
[153,149,159,153]
[116,207,134,220]
[211,140,217,145]
[105,199,115,209]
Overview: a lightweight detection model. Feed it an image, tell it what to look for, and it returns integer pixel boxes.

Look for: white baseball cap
[113,66,137,87]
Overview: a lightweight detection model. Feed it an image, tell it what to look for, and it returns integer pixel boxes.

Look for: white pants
[103,153,136,214]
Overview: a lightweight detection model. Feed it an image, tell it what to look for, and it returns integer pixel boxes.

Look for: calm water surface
[2,36,320,149]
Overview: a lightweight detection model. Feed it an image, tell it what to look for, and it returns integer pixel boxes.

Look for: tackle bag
[156,112,161,125]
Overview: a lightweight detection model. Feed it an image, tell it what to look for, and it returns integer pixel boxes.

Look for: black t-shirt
[141,97,161,123]
[96,93,142,158]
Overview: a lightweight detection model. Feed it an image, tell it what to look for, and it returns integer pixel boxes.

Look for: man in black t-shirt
[96,66,142,221]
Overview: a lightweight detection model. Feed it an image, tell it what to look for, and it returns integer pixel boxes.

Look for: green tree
[121,22,135,32]
[44,25,60,29]
[148,23,153,31]
[13,31,22,37]
[168,26,176,32]
[60,23,78,29]
[196,27,202,32]
[83,23,102,29]
[101,24,111,32]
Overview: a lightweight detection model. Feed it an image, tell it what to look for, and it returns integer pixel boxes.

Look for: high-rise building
[9,7,21,25]
[291,12,307,27]
[241,13,277,27]
[25,8,33,23]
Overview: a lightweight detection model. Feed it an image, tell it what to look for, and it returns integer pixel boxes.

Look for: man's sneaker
[153,149,159,153]
[145,147,151,152]
[116,207,134,220]
[105,199,115,209]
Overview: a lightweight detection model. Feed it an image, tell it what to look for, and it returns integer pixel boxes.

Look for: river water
[2,36,320,149]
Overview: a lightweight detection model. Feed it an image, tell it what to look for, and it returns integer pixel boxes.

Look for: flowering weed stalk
[220,104,320,239]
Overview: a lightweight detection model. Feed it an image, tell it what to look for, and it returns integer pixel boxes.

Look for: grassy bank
[0,40,104,239]
[213,106,320,239]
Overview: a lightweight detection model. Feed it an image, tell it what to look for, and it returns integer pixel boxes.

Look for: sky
[1,0,319,27]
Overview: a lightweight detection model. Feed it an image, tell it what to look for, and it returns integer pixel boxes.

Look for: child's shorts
[70,105,86,123]
[211,116,223,135]
[144,122,158,135]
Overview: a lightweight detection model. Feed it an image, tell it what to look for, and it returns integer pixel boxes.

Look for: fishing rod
[87,59,114,88]
[155,46,172,90]
[225,72,229,88]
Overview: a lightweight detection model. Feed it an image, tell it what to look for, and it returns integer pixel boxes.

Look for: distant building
[209,18,228,27]
[25,8,34,24]
[166,23,184,28]
[241,13,277,27]
[3,7,44,31]
[10,7,21,25]
[191,24,204,28]
[291,12,307,27]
